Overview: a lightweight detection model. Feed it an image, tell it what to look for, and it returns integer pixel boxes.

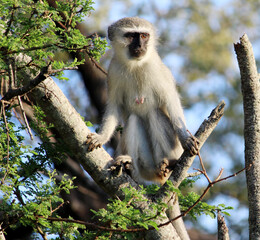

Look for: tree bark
[234,34,260,240]
[217,212,230,240]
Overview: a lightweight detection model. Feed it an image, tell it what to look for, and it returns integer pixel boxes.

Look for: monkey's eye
[124,32,135,39]
[140,33,149,39]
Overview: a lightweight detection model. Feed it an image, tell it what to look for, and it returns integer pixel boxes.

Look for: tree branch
[1,66,49,101]
[1,65,78,102]
[157,100,225,203]
[234,34,260,240]
[217,212,230,240]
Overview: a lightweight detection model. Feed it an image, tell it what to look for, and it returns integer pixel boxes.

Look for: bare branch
[1,66,49,102]
[217,212,230,240]
[17,95,33,140]
[50,66,78,75]
[186,171,202,178]
[1,102,10,185]
[0,224,6,240]
[234,34,260,239]
[35,225,48,240]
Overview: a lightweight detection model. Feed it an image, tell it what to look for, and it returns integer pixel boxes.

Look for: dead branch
[234,33,260,240]
[1,101,10,185]
[218,212,230,240]
[1,66,49,102]
[17,95,33,140]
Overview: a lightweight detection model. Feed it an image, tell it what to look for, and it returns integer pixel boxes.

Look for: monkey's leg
[123,114,157,184]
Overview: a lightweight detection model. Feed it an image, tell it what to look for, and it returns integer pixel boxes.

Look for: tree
[0,0,259,239]
[234,34,260,240]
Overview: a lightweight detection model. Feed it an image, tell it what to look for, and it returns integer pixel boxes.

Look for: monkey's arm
[86,104,119,151]
[165,88,199,155]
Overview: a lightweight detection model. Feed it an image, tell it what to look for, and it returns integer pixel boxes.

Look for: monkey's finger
[190,148,198,156]
[87,144,95,152]
[86,134,94,144]
[87,140,99,151]
[186,142,196,155]
[86,139,92,145]
[191,136,200,149]
[190,145,199,155]
[87,142,102,152]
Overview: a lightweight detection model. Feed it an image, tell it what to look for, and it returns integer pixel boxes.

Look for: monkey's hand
[181,135,200,156]
[86,133,103,151]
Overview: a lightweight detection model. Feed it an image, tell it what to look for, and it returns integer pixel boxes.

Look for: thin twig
[158,163,253,228]
[1,102,10,185]
[50,66,78,75]
[51,201,69,214]
[17,96,33,140]
[8,58,15,89]
[1,44,53,56]
[0,79,4,96]
[4,4,17,37]
[86,49,108,75]
[197,151,212,183]
[215,168,224,182]
[36,225,48,240]
[187,129,212,183]
[1,65,79,102]
[12,108,24,126]
[1,66,49,101]
[1,43,91,56]
[214,164,252,184]
[186,171,202,178]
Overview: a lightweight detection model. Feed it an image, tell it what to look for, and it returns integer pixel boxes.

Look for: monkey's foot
[156,158,171,178]
[110,155,132,176]
[86,133,103,152]
[183,135,200,156]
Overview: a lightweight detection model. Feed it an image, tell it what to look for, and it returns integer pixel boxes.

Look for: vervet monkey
[86,17,199,240]
[86,17,198,185]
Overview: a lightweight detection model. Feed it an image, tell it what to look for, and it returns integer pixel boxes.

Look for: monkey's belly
[121,109,183,184]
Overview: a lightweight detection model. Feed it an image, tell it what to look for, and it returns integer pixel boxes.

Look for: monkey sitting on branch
[86,17,199,186]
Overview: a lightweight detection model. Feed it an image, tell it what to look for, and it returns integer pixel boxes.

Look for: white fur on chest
[119,65,159,116]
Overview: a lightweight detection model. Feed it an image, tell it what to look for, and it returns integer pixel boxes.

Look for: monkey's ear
[108,25,117,41]
[107,27,113,41]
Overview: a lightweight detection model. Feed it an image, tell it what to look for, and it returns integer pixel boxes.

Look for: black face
[124,32,150,58]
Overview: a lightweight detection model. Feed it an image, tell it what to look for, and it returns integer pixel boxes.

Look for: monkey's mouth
[129,48,146,58]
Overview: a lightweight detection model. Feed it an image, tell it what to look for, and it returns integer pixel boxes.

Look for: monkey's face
[124,32,150,59]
